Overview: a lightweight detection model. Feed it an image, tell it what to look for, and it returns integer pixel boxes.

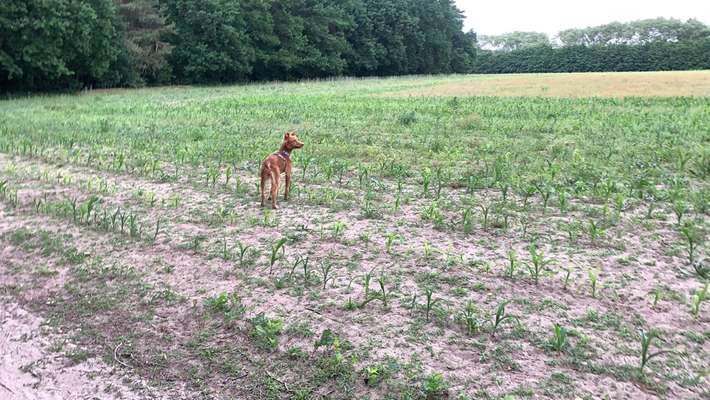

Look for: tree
[116,0,174,84]
[165,0,255,83]
[558,18,710,47]
[1,0,125,92]
[478,31,550,51]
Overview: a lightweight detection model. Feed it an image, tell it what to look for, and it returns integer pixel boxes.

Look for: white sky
[455,0,710,37]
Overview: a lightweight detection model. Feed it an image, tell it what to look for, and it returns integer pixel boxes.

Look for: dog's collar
[275,150,290,160]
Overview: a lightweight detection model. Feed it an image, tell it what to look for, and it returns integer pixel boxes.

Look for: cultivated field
[0,71,708,399]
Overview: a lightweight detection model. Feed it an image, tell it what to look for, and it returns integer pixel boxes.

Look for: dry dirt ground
[0,144,707,399]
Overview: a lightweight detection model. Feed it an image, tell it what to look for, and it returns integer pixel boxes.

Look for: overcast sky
[455,0,710,37]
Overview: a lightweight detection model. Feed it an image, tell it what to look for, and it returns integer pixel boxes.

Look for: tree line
[2,6,708,93]
[0,0,475,92]
[474,18,710,73]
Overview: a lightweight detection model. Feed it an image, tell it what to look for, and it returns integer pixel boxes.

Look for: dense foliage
[0,0,475,91]
[474,18,710,74]
[474,39,710,74]
[2,5,708,92]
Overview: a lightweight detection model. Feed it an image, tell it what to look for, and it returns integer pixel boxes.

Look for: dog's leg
[284,172,291,201]
[270,170,280,209]
[260,171,267,207]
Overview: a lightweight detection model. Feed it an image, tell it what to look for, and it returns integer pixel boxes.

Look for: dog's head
[283,130,304,150]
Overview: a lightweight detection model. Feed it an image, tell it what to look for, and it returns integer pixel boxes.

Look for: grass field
[0,71,708,399]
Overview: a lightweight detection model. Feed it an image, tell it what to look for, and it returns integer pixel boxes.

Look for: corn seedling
[505,250,518,280]
[652,287,661,308]
[588,269,599,298]
[458,300,482,335]
[550,323,568,352]
[672,200,688,225]
[561,221,581,244]
[490,301,519,336]
[332,220,346,241]
[152,219,161,243]
[639,329,672,373]
[557,190,570,213]
[534,180,554,214]
[236,241,252,267]
[462,207,473,234]
[319,261,335,290]
[588,220,605,245]
[423,241,433,259]
[268,238,287,274]
[690,282,708,317]
[385,232,399,254]
[680,222,704,266]
[424,287,439,322]
[378,274,389,308]
[562,266,573,290]
[479,203,490,230]
[527,243,553,285]
[362,268,375,303]
[421,168,431,195]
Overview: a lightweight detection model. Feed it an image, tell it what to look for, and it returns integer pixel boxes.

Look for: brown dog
[259,131,304,209]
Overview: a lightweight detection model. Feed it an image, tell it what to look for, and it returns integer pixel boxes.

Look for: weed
[250,314,283,350]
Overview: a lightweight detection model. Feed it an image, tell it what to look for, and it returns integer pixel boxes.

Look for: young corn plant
[377,274,389,309]
[424,287,439,322]
[588,220,606,245]
[560,221,581,244]
[652,287,662,308]
[680,222,704,266]
[562,266,573,290]
[319,261,335,290]
[331,220,347,241]
[423,241,434,259]
[385,232,399,255]
[235,241,252,267]
[298,256,313,286]
[505,250,518,280]
[557,190,570,213]
[490,301,519,336]
[672,200,688,225]
[588,269,599,298]
[479,203,491,230]
[527,243,553,285]
[534,180,554,214]
[458,301,482,336]
[462,208,474,234]
[152,219,161,243]
[550,323,568,352]
[639,330,673,374]
[421,168,432,196]
[690,282,708,318]
[269,238,287,274]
